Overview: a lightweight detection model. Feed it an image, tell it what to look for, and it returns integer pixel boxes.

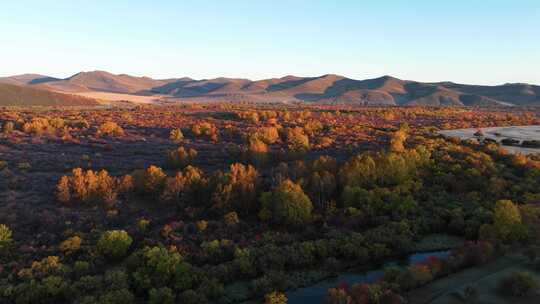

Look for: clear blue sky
[1,1,539,84]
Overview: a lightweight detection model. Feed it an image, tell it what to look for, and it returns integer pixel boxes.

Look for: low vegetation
[0,104,539,303]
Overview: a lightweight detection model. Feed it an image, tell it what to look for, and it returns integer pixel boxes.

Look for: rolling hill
[34,71,174,94]
[1,71,538,106]
[0,83,100,107]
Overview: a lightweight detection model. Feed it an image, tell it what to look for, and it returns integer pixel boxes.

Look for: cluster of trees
[22,117,65,135]
[499,271,538,297]
[0,117,69,136]
[3,105,539,303]
[97,121,124,137]
[0,224,12,249]
[326,241,497,304]
[56,161,318,228]
[55,133,540,239]
[56,168,133,206]
[0,229,219,304]
[284,127,310,152]
[259,180,313,225]
[479,199,528,243]
[169,128,184,142]
[192,122,218,141]
[167,146,197,169]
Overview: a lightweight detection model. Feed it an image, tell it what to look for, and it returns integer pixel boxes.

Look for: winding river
[286,250,450,303]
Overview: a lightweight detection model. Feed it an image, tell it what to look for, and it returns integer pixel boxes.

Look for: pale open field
[72,91,165,104]
[439,125,540,155]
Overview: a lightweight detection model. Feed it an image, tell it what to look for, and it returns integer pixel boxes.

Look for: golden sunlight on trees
[98,121,124,137]
[167,146,197,169]
[192,122,218,141]
[212,163,259,214]
[134,166,167,196]
[56,168,124,206]
[56,175,71,203]
[246,138,269,166]
[253,126,280,144]
[169,128,184,142]
[264,291,287,304]
[389,128,408,153]
[59,236,82,255]
[161,165,206,205]
[285,127,310,151]
[3,103,540,304]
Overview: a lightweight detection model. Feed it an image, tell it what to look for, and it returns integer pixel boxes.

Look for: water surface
[286,250,450,304]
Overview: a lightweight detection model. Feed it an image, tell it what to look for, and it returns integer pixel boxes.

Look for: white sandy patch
[439,125,540,155]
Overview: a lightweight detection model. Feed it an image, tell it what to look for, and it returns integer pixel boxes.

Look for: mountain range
[1,71,539,107]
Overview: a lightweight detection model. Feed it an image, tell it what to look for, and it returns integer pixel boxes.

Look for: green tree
[493,200,526,242]
[99,289,134,304]
[259,179,313,226]
[132,246,195,292]
[98,230,133,259]
[149,287,176,304]
[0,224,12,248]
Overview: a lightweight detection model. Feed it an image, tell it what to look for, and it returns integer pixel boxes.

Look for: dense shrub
[56,168,123,206]
[131,246,195,292]
[265,291,288,304]
[149,287,176,304]
[285,127,310,151]
[167,146,197,169]
[499,272,538,297]
[59,236,82,255]
[99,288,135,304]
[98,121,124,137]
[169,128,184,142]
[260,179,313,226]
[98,230,133,259]
[0,224,12,248]
[212,163,259,214]
[133,165,167,196]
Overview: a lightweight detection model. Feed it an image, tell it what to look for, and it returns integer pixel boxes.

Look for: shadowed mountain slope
[0,83,100,106]
[1,71,538,106]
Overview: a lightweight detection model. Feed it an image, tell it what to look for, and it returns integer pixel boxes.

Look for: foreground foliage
[0,104,539,303]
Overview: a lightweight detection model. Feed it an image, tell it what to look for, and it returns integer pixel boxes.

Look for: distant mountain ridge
[1,71,539,106]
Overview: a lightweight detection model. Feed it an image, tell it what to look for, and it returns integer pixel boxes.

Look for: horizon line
[1,70,538,87]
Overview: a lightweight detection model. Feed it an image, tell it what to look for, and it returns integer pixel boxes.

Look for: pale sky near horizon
[1,1,539,85]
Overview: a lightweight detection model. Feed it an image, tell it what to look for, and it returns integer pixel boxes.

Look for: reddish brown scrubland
[0,103,539,303]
